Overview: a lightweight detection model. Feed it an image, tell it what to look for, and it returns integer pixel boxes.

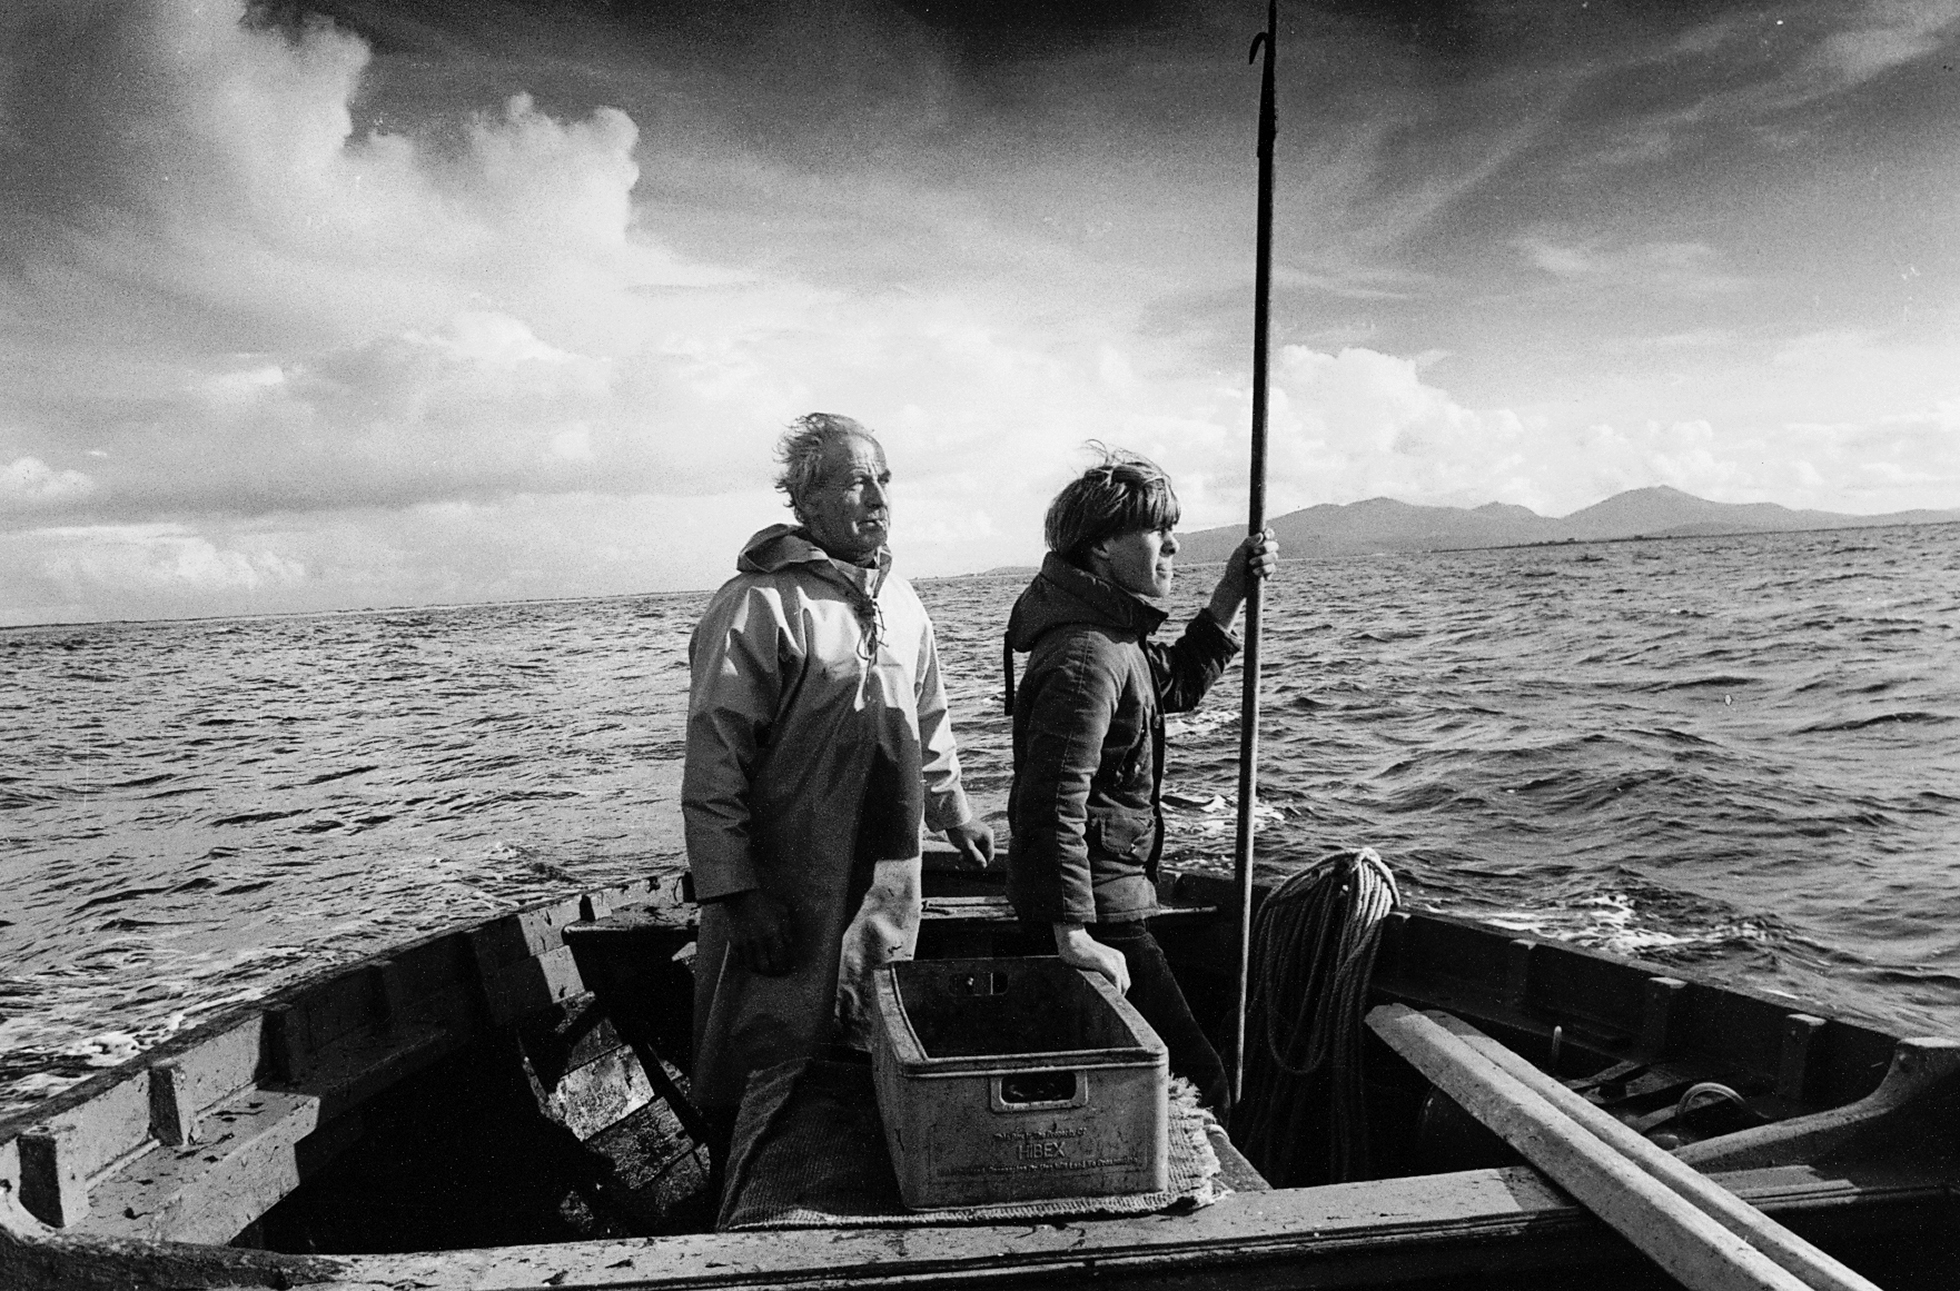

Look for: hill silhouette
[1173,486,1960,562]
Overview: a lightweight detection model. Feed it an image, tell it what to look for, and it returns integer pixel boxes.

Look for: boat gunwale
[9,1155,1950,1290]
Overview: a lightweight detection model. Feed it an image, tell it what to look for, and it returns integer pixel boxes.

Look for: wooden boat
[5,850,1958,1290]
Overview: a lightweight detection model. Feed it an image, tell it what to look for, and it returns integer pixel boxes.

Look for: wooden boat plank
[478,942,587,1029]
[1498,938,1648,1036]
[1430,1011,1883,1291]
[0,878,683,1240]
[309,1168,1589,1289]
[532,1036,658,1142]
[271,965,402,1074]
[15,1131,89,1229]
[262,957,475,1094]
[48,1015,468,1244]
[0,1197,346,1291]
[577,876,683,923]
[14,1072,152,1226]
[518,1005,643,1089]
[287,1022,463,1123]
[374,932,483,1028]
[69,1087,322,1246]
[309,1159,1926,1291]
[470,899,598,976]
[1675,1035,1960,1172]
[1709,1160,1956,1211]
[1369,1004,1857,1291]
[1206,1124,1269,1193]
[8,1155,1939,1291]
[6,1017,277,1228]
[1371,915,1905,1116]
[154,1016,265,1137]
[32,1074,151,1190]
[1375,929,1658,1059]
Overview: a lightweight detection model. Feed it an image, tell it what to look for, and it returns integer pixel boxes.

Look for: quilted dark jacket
[1003,554,1239,924]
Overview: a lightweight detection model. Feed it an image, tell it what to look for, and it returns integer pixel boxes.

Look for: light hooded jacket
[1004,553,1238,925]
[683,524,974,1113]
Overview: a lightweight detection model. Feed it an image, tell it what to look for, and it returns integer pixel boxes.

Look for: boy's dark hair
[1044,445,1181,565]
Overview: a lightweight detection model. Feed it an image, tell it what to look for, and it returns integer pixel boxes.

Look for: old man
[682,412,994,1165]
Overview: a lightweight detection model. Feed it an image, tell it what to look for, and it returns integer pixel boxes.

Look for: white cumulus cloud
[3,457,98,505]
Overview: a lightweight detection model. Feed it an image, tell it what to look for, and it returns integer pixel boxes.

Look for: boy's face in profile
[1094,524,1177,599]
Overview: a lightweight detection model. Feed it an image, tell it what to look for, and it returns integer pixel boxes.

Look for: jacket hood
[735,525,894,611]
[735,524,829,574]
[737,523,890,582]
[1006,552,1167,653]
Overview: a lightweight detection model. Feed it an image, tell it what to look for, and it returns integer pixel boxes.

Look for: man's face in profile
[801,433,891,563]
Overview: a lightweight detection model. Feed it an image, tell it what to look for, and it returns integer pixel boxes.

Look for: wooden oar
[1367,1004,1831,1291]
[1229,0,1279,1108]
[1426,1011,1882,1291]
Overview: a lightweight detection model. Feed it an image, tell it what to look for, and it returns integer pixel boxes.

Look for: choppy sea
[3,524,1957,1119]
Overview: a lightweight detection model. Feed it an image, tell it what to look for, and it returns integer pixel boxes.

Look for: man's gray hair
[775,412,874,518]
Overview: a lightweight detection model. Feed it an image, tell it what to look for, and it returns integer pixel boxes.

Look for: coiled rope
[1234,847,1400,1186]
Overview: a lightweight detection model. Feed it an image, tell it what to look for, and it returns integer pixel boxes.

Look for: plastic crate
[869,956,1168,1209]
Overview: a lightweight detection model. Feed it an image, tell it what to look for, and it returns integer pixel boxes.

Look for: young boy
[1004,449,1277,1116]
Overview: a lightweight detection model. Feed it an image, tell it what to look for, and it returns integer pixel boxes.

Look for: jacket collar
[736,524,891,600]
[1006,552,1166,651]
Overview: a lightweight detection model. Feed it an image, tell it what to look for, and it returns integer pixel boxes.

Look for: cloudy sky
[2,0,1956,625]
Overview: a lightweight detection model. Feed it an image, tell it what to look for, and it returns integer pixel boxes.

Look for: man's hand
[1053,922,1130,994]
[723,889,796,976]
[943,819,996,870]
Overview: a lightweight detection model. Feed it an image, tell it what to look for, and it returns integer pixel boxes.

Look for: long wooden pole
[1368,1006,1819,1291]
[1230,0,1278,1105]
[1429,1012,1883,1291]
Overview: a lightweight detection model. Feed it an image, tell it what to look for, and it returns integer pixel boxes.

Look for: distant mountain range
[1172,486,1960,564]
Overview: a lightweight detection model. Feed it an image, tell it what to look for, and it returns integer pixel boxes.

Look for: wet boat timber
[5,853,1958,1290]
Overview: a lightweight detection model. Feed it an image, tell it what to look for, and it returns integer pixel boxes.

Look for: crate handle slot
[991,1070,1088,1112]
[949,971,1012,997]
